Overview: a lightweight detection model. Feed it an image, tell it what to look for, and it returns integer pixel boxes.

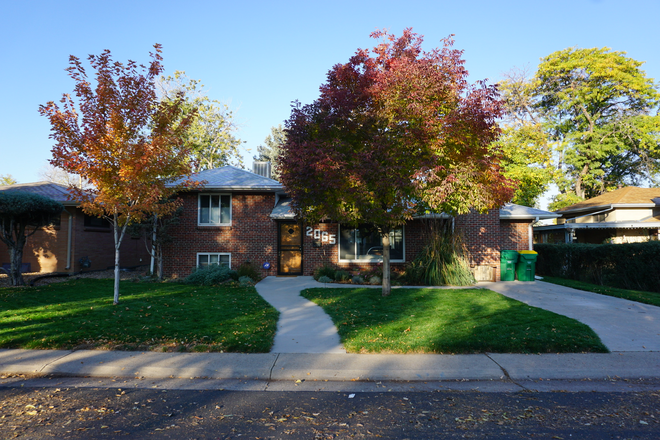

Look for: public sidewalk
[1,349,659,384]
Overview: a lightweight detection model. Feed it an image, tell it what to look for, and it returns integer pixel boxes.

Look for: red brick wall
[299,220,432,276]
[500,220,532,251]
[161,195,538,283]
[1,207,150,274]
[455,210,501,280]
[162,192,279,279]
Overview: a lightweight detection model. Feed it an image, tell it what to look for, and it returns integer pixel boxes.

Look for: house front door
[278,222,303,275]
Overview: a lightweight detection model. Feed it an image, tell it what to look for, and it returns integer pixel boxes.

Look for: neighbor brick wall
[500,220,532,252]
[162,192,279,279]
[1,207,149,274]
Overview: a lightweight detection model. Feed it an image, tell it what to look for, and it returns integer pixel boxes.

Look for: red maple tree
[39,44,199,303]
[280,29,514,295]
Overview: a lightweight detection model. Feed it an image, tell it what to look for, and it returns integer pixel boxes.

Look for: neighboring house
[0,182,149,274]
[534,187,660,244]
[162,165,557,282]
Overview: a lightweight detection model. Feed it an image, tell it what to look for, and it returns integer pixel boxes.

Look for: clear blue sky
[2,0,659,196]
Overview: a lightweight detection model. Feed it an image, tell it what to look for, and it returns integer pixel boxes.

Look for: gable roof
[500,203,560,220]
[172,165,283,191]
[0,181,77,205]
[558,187,660,214]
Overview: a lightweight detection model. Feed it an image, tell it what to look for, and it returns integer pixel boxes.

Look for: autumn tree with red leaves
[40,44,199,304]
[279,29,514,296]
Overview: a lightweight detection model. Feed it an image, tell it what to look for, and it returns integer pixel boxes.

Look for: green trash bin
[516,251,538,282]
[500,250,519,281]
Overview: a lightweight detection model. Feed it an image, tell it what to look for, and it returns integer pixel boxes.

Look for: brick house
[0,182,150,274]
[162,166,557,282]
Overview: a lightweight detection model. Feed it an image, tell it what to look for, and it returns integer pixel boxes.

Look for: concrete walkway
[255,276,345,353]
[482,280,660,352]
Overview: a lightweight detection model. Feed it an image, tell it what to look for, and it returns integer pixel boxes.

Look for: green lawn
[541,276,660,307]
[0,279,279,352]
[301,287,608,354]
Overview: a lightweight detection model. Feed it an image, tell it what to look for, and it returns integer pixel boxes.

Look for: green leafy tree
[497,68,556,207]
[0,192,63,286]
[159,71,243,171]
[0,174,17,186]
[253,124,286,180]
[280,29,513,296]
[534,47,660,200]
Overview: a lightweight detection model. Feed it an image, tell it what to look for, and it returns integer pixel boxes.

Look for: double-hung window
[198,194,231,226]
[197,253,231,269]
[338,225,404,262]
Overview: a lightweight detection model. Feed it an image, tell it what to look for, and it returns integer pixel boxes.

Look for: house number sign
[305,226,336,245]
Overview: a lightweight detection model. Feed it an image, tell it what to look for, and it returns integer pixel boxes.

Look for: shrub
[334,270,351,282]
[535,242,660,293]
[317,275,333,284]
[237,261,261,281]
[238,276,255,286]
[184,265,233,286]
[369,275,381,285]
[351,275,365,284]
[313,264,336,281]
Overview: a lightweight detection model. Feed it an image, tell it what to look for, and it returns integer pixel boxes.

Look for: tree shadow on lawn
[301,287,608,354]
[0,279,278,352]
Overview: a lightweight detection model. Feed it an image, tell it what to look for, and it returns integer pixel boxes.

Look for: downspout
[64,208,73,270]
[529,216,539,250]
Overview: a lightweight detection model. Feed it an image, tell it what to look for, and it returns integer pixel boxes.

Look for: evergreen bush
[313,264,336,281]
[184,265,234,286]
[535,242,660,293]
[237,261,261,281]
[334,270,351,282]
[317,275,333,284]
[238,276,255,286]
[351,275,365,284]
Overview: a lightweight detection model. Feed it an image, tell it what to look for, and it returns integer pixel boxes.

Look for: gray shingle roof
[0,181,77,205]
[172,165,283,191]
[500,203,560,220]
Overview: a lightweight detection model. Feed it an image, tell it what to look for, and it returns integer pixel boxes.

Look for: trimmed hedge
[535,242,660,293]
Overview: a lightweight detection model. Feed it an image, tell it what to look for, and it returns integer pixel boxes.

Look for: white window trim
[196,252,232,269]
[337,224,406,264]
[198,193,232,226]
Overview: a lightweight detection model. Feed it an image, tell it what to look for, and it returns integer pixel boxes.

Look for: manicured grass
[0,279,279,352]
[301,287,608,354]
[541,276,660,307]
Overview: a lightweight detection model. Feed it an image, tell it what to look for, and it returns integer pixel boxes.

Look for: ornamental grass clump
[405,220,475,286]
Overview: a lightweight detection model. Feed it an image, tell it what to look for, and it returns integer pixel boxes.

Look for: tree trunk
[156,244,163,280]
[112,214,129,305]
[381,232,391,297]
[9,234,26,286]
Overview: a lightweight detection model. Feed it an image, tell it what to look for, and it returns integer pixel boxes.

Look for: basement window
[197,253,231,269]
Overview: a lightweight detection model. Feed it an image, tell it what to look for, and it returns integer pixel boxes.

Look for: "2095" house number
[306,226,336,244]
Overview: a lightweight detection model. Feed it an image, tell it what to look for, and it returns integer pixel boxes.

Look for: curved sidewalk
[255,276,345,353]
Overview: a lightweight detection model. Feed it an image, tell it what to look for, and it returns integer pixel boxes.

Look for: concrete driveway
[481,281,660,352]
